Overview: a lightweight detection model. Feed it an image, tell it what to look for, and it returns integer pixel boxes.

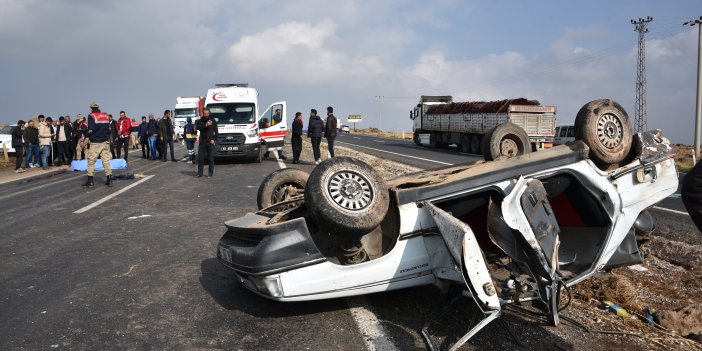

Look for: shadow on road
[199,258,348,318]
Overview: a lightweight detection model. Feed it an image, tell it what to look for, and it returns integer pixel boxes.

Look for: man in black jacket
[23,120,40,168]
[324,106,338,158]
[291,112,303,164]
[55,116,73,165]
[196,107,218,178]
[307,109,325,164]
[682,160,702,232]
[11,120,25,173]
[159,110,176,162]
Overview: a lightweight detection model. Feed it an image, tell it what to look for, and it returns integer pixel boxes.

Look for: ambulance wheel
[257,168,308,210]
[306,157,389,235]
[574,99,633,165]
[483,122,532,161]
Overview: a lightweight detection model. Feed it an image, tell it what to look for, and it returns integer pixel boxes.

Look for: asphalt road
[1,138,696,351]
[0,144,368,350]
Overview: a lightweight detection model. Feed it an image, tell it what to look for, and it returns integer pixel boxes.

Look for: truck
[410,95,556,160]
[174,96,204,140]
[204,83,287,161]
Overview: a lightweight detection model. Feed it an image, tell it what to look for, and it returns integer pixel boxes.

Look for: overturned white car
[216,99,678,349]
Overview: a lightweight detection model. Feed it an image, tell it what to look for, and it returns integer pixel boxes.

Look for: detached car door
[258,101,287,151]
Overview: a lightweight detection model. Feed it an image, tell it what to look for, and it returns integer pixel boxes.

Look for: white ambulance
[204,84,287,162]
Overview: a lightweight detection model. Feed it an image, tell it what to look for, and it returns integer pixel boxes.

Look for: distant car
[0,125,17,154]
[339,125,350,133]
[553,125,575,145]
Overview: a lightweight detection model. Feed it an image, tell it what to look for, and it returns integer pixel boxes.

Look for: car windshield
[175,108,198,118]
[207,103,255,125]
[0,126,13,134]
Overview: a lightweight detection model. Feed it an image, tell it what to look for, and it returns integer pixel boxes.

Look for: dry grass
[573,273,641,313]
[674,145,696,172]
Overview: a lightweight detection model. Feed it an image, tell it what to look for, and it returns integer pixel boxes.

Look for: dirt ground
[306,139,702,350]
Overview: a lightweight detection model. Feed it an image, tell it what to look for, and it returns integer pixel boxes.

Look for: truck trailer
[411,96,556,160]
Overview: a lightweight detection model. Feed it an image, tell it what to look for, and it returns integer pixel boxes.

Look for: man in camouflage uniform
[82,101,113,187]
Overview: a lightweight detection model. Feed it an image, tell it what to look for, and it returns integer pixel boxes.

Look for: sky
[1,0,701,144]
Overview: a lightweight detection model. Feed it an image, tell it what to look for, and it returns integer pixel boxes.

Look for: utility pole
[375,95,384,131]
[685,16,702,159]
[631,17,654,133]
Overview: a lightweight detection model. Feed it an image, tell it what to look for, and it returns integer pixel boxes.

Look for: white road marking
[353,137,362,140]
[74,175,155,214]
[127,214,152,219]
[273,152,286,169]
[373,140,386,143]
[336,141,453,166]
[346,297,399,351]
[652,206,690,216]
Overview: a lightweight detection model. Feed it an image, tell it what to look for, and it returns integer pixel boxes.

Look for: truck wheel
[460,134,471,153]
[574,99,633,165]
[305,157,389,235]
[429,133,438,148]
[257,168,309,210]
[413,132,421,145]
[483,123,531,161]
[470,134,482,154]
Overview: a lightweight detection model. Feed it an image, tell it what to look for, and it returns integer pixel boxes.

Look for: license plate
[222,146,239,151]
[218,246,233,263]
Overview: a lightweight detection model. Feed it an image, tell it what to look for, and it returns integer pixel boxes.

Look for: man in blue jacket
[138,116,149,159]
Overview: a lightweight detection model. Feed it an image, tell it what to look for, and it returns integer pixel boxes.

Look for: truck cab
[204,84,286,161]
[174,96,204,140]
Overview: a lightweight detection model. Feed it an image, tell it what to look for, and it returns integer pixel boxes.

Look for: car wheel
[484,122,532,161]
[305,157,389,235]
[257,168,309,210]
[574,99,633,165]
[460,134,471,153]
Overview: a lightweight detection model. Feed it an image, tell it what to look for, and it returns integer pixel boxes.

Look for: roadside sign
[347,114,362,123]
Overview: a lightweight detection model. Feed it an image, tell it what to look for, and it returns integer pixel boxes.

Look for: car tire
[257,168,309,210]
[460,134,471,153]
[483,122,532,161]
[305,157,389,234]
[574,99,633,165]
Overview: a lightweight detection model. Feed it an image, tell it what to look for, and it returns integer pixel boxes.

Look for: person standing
[55,116,72,166]
[159,110,176,162]
[268,109,287,160]
[130,118,139,150]
[147,114,159,160]
[138,116,149,159]
[324,106,338,158]
[291,112,303,164]
[183,116,196,163]
[11,120,26,173]
[108,114,117,158]
[64,115,74,162]
[307,109,325,165]
[74,115,89,160]
[196,107,217,178]
[682,160,702,232]
[38,116,54,170]
[23,119,39,168]
[116,111,131,161]
[83,101,113,187]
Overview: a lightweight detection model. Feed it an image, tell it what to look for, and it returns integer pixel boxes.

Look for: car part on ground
[257,168,308,210]
[574,99,633,166]
[305,157,389,235]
